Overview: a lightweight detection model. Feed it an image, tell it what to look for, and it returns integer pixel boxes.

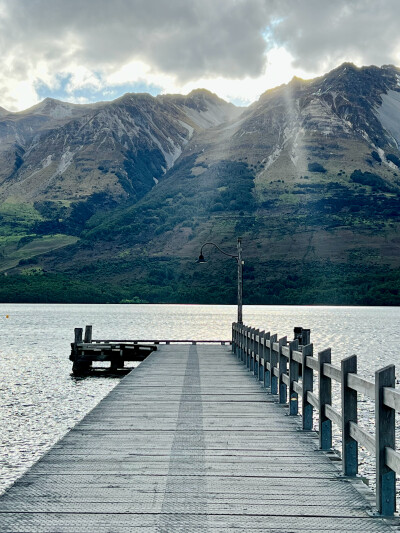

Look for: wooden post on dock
[269,334,278,393]
[259,332,269,383]
[232,323,236,354]
[301,329,311,345]
[249,328,256,370]
[278,336,288,403]
[375,364,396,515]
[74,327,83,344]
[84,325,92,343]
[238,324,243,361]
[341,355,358,476]
[72,327,83,357]
[318,348,332,450]
[302,343,314,430]
[288,339,299,415]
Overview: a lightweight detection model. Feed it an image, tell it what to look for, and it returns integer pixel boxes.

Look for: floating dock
[0,343,397,532]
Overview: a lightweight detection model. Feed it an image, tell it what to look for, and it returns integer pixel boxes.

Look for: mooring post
[318,348,332,450]
[341,355,358,476]
[302,343,314,430]
[72,328,83,358]
[301,329,311,346]
[288,339,299,415]
[84,325,92,343]
[375,364,396,515]
[74,327,83,345]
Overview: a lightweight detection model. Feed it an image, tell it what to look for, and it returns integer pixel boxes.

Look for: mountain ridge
[2,62,400,305]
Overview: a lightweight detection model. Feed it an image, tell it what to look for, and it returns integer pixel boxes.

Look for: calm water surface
[0,304,399,495]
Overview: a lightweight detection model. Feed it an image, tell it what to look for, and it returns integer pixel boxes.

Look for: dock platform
[0,344,398,532]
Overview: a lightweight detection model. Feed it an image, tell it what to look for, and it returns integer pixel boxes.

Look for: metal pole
[237,237,243,324]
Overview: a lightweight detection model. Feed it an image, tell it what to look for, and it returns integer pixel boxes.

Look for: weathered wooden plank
[347,373,375,398]
[385,446,400,475]
[325,404,342,428]
[307,390,319,410]
[306,354,319,371]
[323,362,342,382]
[349,421,375,454]
[383,386,400,412]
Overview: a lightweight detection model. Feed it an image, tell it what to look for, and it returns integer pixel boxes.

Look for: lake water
[0,303,399,495]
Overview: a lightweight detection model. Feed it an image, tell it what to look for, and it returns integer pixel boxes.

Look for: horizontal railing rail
[90,339,231,345]
[232,321,400,517]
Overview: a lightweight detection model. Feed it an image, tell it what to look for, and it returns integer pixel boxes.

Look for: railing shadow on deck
[232,322,400,517]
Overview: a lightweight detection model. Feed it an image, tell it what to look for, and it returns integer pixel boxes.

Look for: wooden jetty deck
[0,343,398,532]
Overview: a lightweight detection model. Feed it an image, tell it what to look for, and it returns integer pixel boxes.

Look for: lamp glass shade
[198,253,206,263]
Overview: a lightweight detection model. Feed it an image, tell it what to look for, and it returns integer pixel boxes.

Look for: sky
[1,0,400,112]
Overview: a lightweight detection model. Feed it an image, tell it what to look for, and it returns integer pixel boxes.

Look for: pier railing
[232,322,400,516]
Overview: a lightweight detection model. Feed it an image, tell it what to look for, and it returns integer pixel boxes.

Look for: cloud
[1,0,400,111]
[271,0,400,73]
[0,0,274,110]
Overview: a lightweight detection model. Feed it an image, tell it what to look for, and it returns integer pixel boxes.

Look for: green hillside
[2,64,400,304]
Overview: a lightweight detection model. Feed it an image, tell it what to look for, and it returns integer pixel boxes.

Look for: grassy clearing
[0,234,78,271]
[0,202,43,236]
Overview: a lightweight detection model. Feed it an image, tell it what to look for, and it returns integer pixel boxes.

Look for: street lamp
[197,237,243,324]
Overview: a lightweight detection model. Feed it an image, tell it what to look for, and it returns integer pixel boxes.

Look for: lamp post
[197,237,243,324]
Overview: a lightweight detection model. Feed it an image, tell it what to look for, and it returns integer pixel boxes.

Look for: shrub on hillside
[350,169,391,192]
[308,162,327,173]
[387,154,400,168]
[371,150,382,163]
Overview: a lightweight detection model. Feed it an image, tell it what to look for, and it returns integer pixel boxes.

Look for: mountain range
[1,62,400,304]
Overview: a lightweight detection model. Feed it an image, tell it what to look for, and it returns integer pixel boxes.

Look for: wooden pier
[70,325,158,374]
[0,333,399,531]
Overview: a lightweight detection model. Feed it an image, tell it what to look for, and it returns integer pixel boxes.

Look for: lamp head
[197,253,207,263]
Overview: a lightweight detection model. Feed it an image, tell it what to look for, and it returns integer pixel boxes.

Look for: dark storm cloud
[1,0,400,111]
[0,0,272,81]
